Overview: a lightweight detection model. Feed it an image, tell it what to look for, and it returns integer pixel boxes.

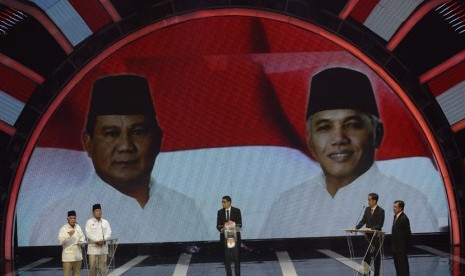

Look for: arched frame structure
[2,8,461,260]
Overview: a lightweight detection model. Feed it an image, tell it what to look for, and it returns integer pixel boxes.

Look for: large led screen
[15,16,449,246]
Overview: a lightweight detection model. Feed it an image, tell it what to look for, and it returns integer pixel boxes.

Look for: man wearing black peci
[261,67,437,239]
[356,192,385,276]
[30,74,209,244]
[217,196,242,276]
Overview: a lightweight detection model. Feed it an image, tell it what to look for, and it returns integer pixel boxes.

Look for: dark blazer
[391,212,411,253]
[217,206,242,243]
[356,205,385,230]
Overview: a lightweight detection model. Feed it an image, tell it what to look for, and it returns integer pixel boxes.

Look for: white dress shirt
[58,223,86,262]
[85,217,111,255]
[262,164,438,237]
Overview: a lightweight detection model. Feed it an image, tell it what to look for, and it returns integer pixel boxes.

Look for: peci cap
[85,74,157,134]
[92,204,101,211]
[306,67,379,120]
[67,210,76,217]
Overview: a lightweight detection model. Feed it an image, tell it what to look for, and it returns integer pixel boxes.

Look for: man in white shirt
[262,67,437,238]
[25,74,208,245]
[85,204,112,276]
[58,210,86,276]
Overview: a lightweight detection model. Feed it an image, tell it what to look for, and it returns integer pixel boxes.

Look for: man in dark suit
[391,200,411,276]
[356,192,385,276]
[217,195,242,276]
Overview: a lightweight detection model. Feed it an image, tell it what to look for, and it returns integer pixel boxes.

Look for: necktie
[393,215,397,224]
[371,208,374,217]
[226,209,230,221]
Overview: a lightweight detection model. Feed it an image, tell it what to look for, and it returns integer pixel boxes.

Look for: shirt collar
[93,173,155,204]
[318,163,379,191]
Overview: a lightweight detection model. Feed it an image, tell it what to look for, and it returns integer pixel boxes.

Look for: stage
[2,233,461,275]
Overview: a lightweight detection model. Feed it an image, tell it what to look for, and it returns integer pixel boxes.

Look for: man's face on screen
[83,114,159,189]
[307,109,376,184]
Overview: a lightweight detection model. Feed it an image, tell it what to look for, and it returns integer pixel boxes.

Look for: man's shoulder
[278,176,324,198]
[59,224,69,231]
[400,212,410,220]
[151,182,195,204]
[371,166,431,200]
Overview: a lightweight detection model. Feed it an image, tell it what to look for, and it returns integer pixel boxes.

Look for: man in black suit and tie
[356,192,385,276]
[391,200,411,276]
[217,196,242,276]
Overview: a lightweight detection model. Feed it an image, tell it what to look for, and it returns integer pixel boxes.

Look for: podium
[223,222,241,249]
[343,229,385,276]
[221,222,241,275]
[80,238,118,276]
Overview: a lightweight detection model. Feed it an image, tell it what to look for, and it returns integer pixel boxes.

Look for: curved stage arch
[3,8,459,260]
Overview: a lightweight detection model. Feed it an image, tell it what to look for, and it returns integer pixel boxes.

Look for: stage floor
[3,242,462,275]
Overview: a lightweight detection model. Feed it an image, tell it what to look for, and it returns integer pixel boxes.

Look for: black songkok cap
[86,74,156,132]
[92,204,101,211]
[306,67,379,120]
[67,210,76,217]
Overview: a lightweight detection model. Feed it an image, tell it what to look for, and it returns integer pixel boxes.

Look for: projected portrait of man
[262,67,438,237]
[30,74,209,244]
[83,74,162,207]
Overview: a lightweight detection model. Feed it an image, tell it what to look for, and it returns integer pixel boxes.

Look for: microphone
[355,205,366,227]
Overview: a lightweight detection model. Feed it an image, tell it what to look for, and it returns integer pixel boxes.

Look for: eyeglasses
[222,201,227,203]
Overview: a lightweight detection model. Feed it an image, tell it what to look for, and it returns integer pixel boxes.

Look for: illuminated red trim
[99,0,121,22]
[387,0,448,52]
[0,120,15,136]
[339,0,361,20]
[452,245,461,276]
[0,0,73,54]
[427,60,465,97]
[0,53,44,84]
[4,8,460,259]
[420,49,465,83]
[452,119,465,133]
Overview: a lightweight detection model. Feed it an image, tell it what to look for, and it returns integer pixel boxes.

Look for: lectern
[343,229,385,276]
[221,221,241,275]
[80,238,118,276]
[224,222,241,249]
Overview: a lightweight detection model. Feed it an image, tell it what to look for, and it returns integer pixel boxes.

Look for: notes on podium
[343,228,385,236]
[79,238,119,246]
